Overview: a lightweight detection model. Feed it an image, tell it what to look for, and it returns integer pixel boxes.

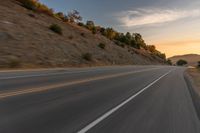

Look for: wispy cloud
[117,9,200,27]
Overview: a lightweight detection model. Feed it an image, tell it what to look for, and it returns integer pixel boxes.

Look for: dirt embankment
[0,0,166,69]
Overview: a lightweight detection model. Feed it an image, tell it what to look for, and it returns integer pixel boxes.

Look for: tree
[167,59,172,65]
[114,33,126,43]
[86,21,95,27]
[86,20,95,32]
[147,45,156,53]
[55,12,65,20]
[154,52,166,60]
[134,33,147,49]
[67,10,82,23]
[130,39,140,49]
[125,32,132,40]
[104,28,116,40]
[176,59,188,66]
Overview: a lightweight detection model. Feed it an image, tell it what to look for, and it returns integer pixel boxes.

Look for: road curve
[0,66,199,133]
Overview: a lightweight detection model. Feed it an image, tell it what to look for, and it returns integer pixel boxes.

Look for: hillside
[169,54,200,66]
[0,0,166,68]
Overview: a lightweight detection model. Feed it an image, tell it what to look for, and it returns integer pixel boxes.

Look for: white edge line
[77,69,173,133]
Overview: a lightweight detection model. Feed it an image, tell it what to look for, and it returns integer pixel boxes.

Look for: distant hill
[0,0,166,68]
[169,54,200,66]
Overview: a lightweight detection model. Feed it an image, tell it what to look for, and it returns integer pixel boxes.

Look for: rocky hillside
[169,54,200,66]
[0,0,166,68]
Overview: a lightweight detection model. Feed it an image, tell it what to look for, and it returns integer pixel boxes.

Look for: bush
[82,53,92,61]
[68,35,73,39]
[176,59,188,66]
[98,43,106,49]
[8,58,21,68]
[36,3,54,16]
[49,24,62,35]
[16,0,54,16]
[115,41,125,48]
[55,12,65,20]
[154,52,166,60]
[78,22,85,27]
[166,59,172,65]
[91,27,97,34]
[80,33,85,37]
[28,13,36,18]
[16,0,37,10]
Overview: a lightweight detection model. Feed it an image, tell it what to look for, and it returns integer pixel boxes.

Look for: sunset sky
[39,0,200,57]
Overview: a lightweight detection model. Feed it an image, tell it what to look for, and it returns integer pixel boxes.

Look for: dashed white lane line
[77,69,173,133]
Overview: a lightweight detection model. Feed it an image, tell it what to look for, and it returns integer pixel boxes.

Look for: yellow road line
[0,68,159,99]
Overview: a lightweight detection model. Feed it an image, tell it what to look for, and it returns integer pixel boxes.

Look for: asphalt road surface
[0,66,200,133]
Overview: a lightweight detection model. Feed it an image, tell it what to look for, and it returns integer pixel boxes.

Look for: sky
[39,0,200,57]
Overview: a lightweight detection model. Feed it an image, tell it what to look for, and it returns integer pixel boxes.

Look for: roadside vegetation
[49,24,62,35]
[82,53,92,61]
[15,0,167,61]
[176,59,188,66]
[8,58,21,68]
[166,59,172,65]
[16,0,54,16]
[98,43,106,49]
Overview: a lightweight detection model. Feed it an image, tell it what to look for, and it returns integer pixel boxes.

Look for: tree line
[16,0,167,61]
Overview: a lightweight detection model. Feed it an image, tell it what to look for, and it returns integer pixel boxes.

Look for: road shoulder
[184,68,200,120]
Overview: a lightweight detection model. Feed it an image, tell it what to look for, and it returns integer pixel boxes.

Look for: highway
[0,66,200,133]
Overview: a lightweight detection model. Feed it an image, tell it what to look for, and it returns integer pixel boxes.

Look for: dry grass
[0,0,166,69]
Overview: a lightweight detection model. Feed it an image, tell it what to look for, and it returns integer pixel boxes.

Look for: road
[0,66,200,133]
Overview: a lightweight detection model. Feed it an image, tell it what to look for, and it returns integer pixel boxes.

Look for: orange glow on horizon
[154,40,200,57]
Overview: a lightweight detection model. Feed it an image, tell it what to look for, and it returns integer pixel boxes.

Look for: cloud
[117,9,200,27]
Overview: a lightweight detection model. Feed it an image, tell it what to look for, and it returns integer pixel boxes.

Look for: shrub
[78,22,85,27]
[82,53,92,61]
[16,0,54,16]
[80,33,85,37]
[49,24,62,35]
[115,41,125,48]
[8,58,21,68]
[166,59,172,65]
[91,27,97,34]
[176,59,188,66]
[16,0,37,10]
[86,21,95,27]
[28,13,36,18]
[55,12,65,20]
[36,3,54,16]
[68,35,73,39]
[98,43,106,49]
